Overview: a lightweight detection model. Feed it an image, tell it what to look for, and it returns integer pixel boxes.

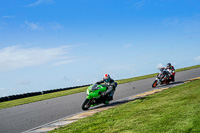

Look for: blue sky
[0,0,200,97]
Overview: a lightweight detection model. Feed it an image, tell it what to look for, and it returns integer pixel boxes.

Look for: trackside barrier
[0,84,92,103]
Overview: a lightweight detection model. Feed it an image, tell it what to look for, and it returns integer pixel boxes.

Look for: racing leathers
[96,78,117,100]
[166,66,175,82]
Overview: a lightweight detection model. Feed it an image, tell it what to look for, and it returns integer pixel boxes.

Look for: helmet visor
[104,78,110,83]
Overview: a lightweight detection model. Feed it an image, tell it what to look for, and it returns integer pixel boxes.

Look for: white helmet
[103,74,110,83]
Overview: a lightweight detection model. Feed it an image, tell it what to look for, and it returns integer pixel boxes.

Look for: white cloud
[134,1,145,8]
[0,88,5,91]
[53,60,75,66]
[130,0,147,10]
[25,21,41,30]
[0,45,74,71]
[194,56,200,61]
[123,44,132,48]
[27,0,54,7]
[24,21,62,31]
[181,14,200,33]
[163,14,200,33]
[51,22,62,30]
[2,16,15,19]
[163,17,180,26]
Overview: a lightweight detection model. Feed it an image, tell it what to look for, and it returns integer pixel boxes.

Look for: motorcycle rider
[166,63,175,82]
[96,74,117,101]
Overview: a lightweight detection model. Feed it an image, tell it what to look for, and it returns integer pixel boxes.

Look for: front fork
[156,78,160,85]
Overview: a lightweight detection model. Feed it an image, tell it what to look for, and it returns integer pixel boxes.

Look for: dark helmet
[103,74,110,83]
[167,63,171,67]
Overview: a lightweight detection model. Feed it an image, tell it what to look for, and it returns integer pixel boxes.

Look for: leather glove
[101,92,106,96]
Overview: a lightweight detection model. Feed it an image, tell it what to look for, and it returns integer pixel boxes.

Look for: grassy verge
[50,79,200,133]
[0,64,199,109]
[175,64,200,72]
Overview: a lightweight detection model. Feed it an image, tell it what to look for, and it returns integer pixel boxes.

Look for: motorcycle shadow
[158,81,184,87]
[89,97,150,110]
[89,100,129,110]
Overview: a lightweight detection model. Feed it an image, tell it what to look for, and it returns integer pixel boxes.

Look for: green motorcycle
[82,84,111,110]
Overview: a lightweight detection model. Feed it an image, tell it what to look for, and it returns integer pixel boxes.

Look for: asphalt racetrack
[0,68,200,133]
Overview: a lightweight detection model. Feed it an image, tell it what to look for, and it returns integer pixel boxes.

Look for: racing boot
[171,75,175,82]
[107,96,113,101]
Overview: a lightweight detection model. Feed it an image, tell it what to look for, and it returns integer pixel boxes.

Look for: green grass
[50,79,200,133]
[176,64,200,72]
[0,64,199,109]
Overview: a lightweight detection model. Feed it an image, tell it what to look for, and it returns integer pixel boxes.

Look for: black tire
[82,99,91,110]
[152,80,158,88]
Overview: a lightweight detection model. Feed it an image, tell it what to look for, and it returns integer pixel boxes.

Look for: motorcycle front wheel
[82,99,91,110]
[152,80,158,88]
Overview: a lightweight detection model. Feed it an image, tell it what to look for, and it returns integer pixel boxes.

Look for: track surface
[0,68,200,133]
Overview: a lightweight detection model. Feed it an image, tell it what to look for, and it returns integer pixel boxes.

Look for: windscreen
[91,84,99,91]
